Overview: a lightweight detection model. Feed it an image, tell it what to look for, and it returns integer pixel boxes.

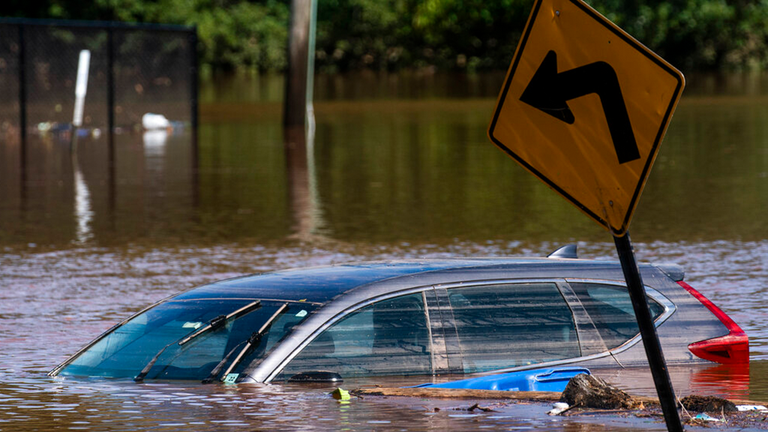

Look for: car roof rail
[547,244,578,259]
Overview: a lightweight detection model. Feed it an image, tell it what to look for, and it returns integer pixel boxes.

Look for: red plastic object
[678,281,749,364]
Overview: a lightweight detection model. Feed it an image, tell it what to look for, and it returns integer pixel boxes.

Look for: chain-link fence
[0,18,197,144]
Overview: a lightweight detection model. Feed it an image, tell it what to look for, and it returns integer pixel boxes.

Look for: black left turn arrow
[520,50,640,164]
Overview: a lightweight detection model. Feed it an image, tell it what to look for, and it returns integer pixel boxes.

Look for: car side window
[447,283,579,373]
[569,282,665,350]
[282,293,432,378]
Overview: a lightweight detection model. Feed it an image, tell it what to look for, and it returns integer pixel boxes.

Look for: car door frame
[431,278,675,376]
[432,278,591,375]
[254,284,446,383]
[563,278,677,357]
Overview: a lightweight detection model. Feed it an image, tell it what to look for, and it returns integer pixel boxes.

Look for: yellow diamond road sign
[488,0,685,236]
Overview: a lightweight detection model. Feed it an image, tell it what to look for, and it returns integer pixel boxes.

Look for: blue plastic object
[412,367,590,392]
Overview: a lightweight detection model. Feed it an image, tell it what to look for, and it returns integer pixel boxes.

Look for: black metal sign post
[614,232,683,432]
[485,2,686,429]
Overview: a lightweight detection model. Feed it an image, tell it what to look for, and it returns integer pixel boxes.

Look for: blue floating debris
[693,413,722,422]
[412,367,590,393]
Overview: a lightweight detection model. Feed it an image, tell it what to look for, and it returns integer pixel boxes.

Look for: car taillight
[678,281,749,364]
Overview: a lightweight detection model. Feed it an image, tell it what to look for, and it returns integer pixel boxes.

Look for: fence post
[106,26,116,210]
[17,23,27,207]
[18,23,26,160]
[189,26,199,209]
[107,26,114,157]
[189,26,198,151]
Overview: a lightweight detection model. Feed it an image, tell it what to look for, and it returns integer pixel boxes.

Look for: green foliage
[189,1,289,70]
[411,0,530,71]
[315,0,413,71]
[108,0,291,71]
[589,0,768,69]
[3,0,768,71]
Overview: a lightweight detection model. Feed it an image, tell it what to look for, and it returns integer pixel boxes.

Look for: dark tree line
[3,0,767,72]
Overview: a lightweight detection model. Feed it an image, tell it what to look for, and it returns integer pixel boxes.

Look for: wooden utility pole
[284,0,315,129]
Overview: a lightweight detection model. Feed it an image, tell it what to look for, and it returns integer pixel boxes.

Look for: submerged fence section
[0,18,197,144]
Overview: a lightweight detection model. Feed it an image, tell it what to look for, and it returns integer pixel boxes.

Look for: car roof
[170,256,662,304]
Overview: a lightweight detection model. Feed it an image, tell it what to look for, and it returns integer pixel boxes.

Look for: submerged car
[50,246,748,384]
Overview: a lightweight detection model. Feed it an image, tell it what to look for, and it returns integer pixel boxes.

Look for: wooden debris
[352,377,767,417]
[560,373,644,410]
[350,387,561,402]
[467,403,495,412]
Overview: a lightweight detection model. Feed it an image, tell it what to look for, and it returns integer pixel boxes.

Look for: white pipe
[72,50,91,127]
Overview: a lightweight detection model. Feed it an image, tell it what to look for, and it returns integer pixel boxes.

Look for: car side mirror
[288,371,343,383]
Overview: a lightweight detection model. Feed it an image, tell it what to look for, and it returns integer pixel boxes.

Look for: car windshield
[58,299,315,381]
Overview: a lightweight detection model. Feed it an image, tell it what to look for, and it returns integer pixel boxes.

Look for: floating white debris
[548,402,569,415]
[736,405,768,412]
[142,113,170,130]
[143,129,168,152]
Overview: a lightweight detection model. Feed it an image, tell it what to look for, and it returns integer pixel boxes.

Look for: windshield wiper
[203,303,289,383]
[179,300,261,346]
[134,300,261,382]
[201,339,248,384]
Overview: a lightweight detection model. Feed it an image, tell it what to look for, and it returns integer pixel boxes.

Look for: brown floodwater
[1,71,767,430]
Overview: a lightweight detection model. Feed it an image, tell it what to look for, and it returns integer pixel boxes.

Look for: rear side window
[282,293,431,378]
[447,283,579,373]
[569,282,665,350]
